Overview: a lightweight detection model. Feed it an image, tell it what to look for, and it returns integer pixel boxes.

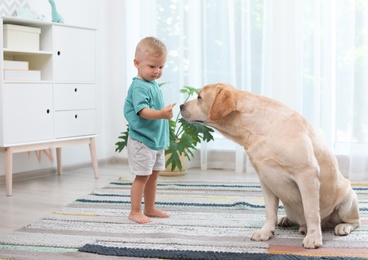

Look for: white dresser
[0,16,99,196]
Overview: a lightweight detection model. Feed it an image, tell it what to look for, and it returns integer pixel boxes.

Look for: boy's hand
[161,103,176,119]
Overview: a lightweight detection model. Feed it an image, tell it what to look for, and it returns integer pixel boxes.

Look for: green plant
[115,86,214,173]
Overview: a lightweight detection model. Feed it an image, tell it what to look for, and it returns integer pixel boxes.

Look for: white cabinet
[53,26,95,82]
[3,83,53,144]
[0,17,97,146]
[0,16,99,196]
[52,26,97,139]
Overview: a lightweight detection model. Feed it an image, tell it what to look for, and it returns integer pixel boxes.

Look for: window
[124,0,368,180]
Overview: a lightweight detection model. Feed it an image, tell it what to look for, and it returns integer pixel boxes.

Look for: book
[3,60,29,70]
[4,69,41,81]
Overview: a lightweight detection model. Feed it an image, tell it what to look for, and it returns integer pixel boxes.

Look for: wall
[108,0,128,159]
[0,0,127,176]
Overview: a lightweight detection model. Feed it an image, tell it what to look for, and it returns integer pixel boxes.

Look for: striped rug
[0,179,367,259]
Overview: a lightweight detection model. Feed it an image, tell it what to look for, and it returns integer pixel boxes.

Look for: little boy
[124,37,175,224]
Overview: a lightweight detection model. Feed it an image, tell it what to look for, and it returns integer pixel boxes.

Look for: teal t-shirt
[124,78,169,150]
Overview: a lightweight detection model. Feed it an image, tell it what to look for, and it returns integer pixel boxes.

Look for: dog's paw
[251,229,274,241]
[302,232,322,249]
[334,223,353,236]
[278,217,294,227]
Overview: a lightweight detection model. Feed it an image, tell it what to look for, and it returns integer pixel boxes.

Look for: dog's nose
[180,104,184,110]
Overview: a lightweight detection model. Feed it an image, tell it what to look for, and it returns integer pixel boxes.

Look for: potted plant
[115,85,214,173]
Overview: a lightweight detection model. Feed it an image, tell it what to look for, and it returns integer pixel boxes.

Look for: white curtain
[123,0,368,181]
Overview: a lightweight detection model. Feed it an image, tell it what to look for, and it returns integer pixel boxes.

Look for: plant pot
[159,154,187,176]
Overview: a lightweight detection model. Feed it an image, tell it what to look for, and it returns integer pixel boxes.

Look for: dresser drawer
[54,84,95,110]
[55,109,96,138]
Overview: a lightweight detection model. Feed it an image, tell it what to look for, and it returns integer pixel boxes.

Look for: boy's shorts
[127,136,166,176]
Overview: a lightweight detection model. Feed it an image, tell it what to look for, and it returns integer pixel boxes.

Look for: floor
[0,162,260,237]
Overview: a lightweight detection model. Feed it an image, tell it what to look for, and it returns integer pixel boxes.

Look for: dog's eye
[197,95,202,100]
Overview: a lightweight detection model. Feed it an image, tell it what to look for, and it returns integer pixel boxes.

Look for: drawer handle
[74,88,78,92]
[75,114,78,119]
[57,51,61,55]
[46,109,50,114]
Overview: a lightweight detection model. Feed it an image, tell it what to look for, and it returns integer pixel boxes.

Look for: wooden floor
[0,162,259,237]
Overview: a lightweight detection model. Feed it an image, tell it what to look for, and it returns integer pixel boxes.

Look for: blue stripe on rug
[110,182,262,190]
[78,244,367,260]
[74,199,275,209]
[111,182,260,188]
[111,182,368,191]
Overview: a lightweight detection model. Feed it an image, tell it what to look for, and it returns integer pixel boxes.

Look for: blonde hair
[135,37,167,60]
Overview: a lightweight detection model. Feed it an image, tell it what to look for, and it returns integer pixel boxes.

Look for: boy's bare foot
[128,212,152,224]
[144,208,169,218]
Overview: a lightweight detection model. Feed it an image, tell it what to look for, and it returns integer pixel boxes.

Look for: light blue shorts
[127,136,165,176]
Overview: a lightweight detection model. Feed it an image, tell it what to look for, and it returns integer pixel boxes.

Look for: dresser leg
[56,147,62,175]
[5,148,13,196]
[89,137,99,179]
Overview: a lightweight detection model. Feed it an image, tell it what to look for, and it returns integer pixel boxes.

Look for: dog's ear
[209,86,236,121]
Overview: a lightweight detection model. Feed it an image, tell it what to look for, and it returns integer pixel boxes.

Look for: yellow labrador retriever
[180,82,360,249]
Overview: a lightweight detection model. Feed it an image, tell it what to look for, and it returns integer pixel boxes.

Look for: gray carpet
[0,180,367,259]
